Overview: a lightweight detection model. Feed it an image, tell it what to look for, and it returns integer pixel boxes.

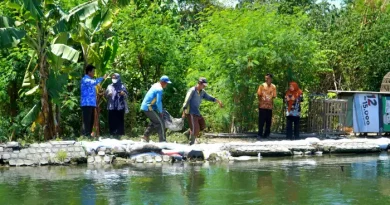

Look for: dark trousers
[258,108,272,138]
[108,110,125,136]
[286,116,300,140]
[82,106,95,137]
[143,110,166,142]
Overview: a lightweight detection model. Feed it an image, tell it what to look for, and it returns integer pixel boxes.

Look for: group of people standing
[80,65,303,145]
[257,74,303,141]
[80,65,128,137]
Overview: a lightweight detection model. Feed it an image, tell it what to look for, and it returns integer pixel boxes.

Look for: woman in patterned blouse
[285,81,303,140]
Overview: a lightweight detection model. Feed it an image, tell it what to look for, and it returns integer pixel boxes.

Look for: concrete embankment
[0,138,389,166]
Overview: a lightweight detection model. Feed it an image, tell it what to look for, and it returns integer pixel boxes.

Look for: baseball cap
[198,77,208,86]
[160,75,172,84]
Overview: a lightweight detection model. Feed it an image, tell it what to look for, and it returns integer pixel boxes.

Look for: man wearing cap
[257,73,277,140]
[182,77,223,145]
[140,75,172,142]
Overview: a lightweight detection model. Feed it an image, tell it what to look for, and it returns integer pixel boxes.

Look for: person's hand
[217,100,223,108]
[103,74,108,79]
[291,96,295,101]
[120,91,125,96]
[182,111,186,119]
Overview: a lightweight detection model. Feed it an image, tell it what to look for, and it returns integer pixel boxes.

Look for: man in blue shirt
[80,65,107,137]
[140,75,172,142]
[182,77,223,145]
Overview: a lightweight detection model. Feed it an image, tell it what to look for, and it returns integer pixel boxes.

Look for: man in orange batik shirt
[257,73,277,141]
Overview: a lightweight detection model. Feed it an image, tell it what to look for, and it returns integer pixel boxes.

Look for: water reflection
[0,153,390,204]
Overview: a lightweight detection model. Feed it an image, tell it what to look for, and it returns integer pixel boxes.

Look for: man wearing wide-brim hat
[182,77,223,145]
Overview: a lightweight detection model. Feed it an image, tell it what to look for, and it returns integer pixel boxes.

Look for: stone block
[16,159,24,166]
[30,143,40,148]
[37,149,44,153]
[49,141,75,146]
[94,156,102,163]
[39,159,49,165]
[98,151,105,156]
[9,159,17,166]
[136,156,144,163]
[74,142,82,147]
[103,155,111,163]
[13,150,20,153]
[26,154,34,160]
[32,154,41,160]
[162,155,170,162]
[87,156,94,163]
[6,141,19,148]
[145,155,153,163]
[41,153,49,158]
[18,153,27,159]
[79,152,86,158]
[2,153,10,159]
[74,147,82,152]
[20,149,28,154]
[5,148,13,152]
[49,153,56,160]
[155,156,162,162]
[11,153,18,159]
[67,147,74,152]
[0,147,3,152]
[52,148,59,153]
[66,152,73,158]
[40,143,52,148]
[24,160,34,166]
[28,148,36,154]
[44,148,51,153]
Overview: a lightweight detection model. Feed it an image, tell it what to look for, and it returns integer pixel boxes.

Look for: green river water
[1,153,390,205]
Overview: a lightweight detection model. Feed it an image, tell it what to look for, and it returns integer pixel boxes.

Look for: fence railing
[308,95,348,137]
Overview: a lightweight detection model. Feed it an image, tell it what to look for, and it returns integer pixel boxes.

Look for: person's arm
[273,85,277,99]
[182,89,193,117]
[120,85,128,98]
[156,90,163,113]
[84,77,103,87]
[257,85,263,98]
[203,91,223,108]
[105,85,113,97]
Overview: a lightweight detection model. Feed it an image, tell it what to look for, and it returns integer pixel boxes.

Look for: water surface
[1,153,390,205]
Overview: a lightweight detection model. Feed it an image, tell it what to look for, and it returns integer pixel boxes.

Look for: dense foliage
[1,0,390,142]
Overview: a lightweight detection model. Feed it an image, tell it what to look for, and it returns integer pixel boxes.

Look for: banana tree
[0,0,100,140]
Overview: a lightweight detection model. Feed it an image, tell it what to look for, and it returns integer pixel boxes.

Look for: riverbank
[1,136,390,167]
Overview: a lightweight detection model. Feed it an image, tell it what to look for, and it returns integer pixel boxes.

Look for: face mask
[112,79,118,84]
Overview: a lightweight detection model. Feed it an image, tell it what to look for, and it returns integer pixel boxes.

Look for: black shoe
[189,135,195,145]
[257,135,262,141]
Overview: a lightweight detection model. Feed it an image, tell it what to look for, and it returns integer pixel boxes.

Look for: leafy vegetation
[1,0,390,142]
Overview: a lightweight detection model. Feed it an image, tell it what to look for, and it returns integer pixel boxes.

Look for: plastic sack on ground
[162,109,184,131]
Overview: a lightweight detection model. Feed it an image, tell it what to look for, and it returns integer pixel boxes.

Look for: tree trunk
[39,55,55,140]
[92,86,103,138]
[8,80,18,141]
[55,104,61,137]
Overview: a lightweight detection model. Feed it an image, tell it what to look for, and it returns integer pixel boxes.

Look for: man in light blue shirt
[80,64,107,137]
[140,75,172,142]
